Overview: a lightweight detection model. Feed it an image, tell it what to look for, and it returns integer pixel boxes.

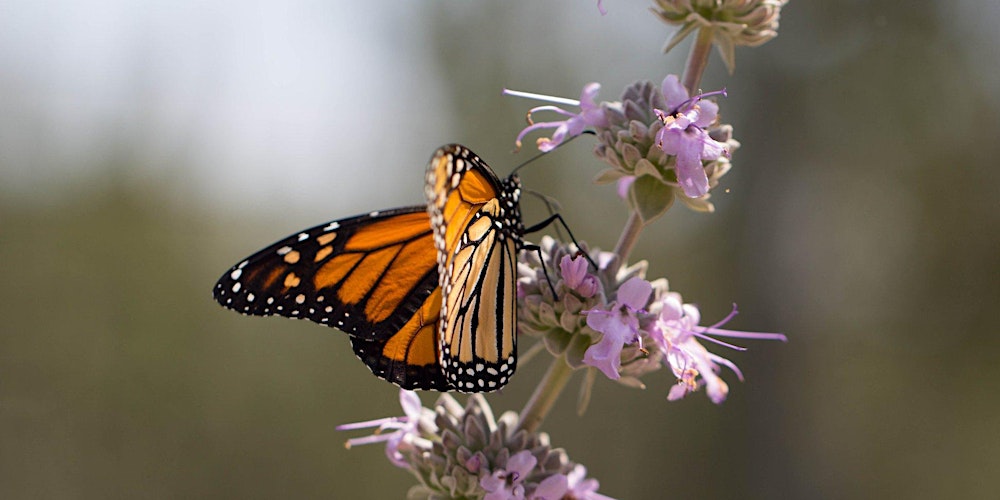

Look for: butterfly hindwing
[213,206,449,390]
[425,145,524,392]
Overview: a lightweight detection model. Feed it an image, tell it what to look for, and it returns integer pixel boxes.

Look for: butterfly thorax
[499,174,525,246]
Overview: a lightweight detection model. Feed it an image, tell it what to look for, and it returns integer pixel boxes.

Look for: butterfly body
[213,145,524,392]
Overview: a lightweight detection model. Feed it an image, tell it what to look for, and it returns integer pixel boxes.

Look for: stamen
[503,88,581,106]
[697,327,787,341]
[704,303,739,330]
[670,87,728,115]
[690,330,748,351]
[514,119,575,149]
[709,353,745,381]
[344,432,395,449]
[696,304,787,342]
[335,416,404,431]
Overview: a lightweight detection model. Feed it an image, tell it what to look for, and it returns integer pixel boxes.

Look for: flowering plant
[339,1,789,497]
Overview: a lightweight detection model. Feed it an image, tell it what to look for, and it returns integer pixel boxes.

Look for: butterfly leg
[521,243,559,298]
[522,213,599,270]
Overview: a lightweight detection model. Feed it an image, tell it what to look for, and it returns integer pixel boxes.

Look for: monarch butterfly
[214,144,537,392]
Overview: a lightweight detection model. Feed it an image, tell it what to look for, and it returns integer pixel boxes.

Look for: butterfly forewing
[425,145,524,391]
[213,207,449,390]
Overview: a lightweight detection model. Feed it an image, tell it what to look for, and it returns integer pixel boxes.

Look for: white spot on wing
[230,269,242,280]
[277,246,293,255]
[298,233,309,241]
[324,221,340,231]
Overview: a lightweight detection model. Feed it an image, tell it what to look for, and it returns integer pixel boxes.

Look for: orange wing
[213,207,449,390]
[425,145,524,391]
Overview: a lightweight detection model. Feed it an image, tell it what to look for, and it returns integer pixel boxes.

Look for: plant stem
[681,27,714,94]
[516,356,574,434]
[613,211,645,265]
[612,28,715,269]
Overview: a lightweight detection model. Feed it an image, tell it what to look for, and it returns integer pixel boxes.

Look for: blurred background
[2,1,998,498]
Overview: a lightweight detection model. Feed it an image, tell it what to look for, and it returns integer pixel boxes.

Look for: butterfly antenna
[509,130,596,177]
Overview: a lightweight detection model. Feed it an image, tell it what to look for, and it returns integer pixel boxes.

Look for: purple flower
[532,474,568,500]
[505,83,608,152]
[560,254,599,298]
[583,277,653,380]
[597,0,607,15]
[530,465,616,500]
[566,465,616,500]
[650,293,786,403]
[615,176,634,200]
[336,389,428,467]
[655,74,730,198]
[481,450,537,500]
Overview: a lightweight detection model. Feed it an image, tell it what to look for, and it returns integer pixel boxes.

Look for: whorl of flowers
[518,237,664,389]
[653,0,789,72]
[338,391,613,500]
[507,76,738,221]
[518,237,786,404]
[593,75,738,216]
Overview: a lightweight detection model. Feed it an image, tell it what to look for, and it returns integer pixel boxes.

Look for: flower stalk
[612,211,645,267]
[515,354,575,435]
[682,27,715,94]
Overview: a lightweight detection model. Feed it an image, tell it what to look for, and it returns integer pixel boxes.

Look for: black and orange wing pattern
[213,144,526,393]
[425,145,524,392]
[213,206,450,391]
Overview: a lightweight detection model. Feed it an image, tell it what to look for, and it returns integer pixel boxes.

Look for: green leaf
[628,175,674,224]
[593,168,625,185]
[662,21,699,54]
[634,159,663,180]
[565,333,593,369]
[543,328,572,355]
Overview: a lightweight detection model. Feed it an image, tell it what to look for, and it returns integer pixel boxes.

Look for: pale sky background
[2,0,996,215]
[0,0,677,215]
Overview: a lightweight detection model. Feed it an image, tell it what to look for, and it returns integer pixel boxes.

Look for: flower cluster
[653,0,789,72]
[506,74,738,220]
[517,236,663,390]
[338,390,614,500]
[518,237,786,404]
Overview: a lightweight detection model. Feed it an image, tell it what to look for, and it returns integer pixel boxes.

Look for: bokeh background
[2,1,998,498]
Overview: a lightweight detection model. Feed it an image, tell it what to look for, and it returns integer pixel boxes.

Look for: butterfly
[213,144,529,393]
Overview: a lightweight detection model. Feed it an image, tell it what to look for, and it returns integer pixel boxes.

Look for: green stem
[613,211,645,266]
[681,27,715,94]
[516,356,574,434]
